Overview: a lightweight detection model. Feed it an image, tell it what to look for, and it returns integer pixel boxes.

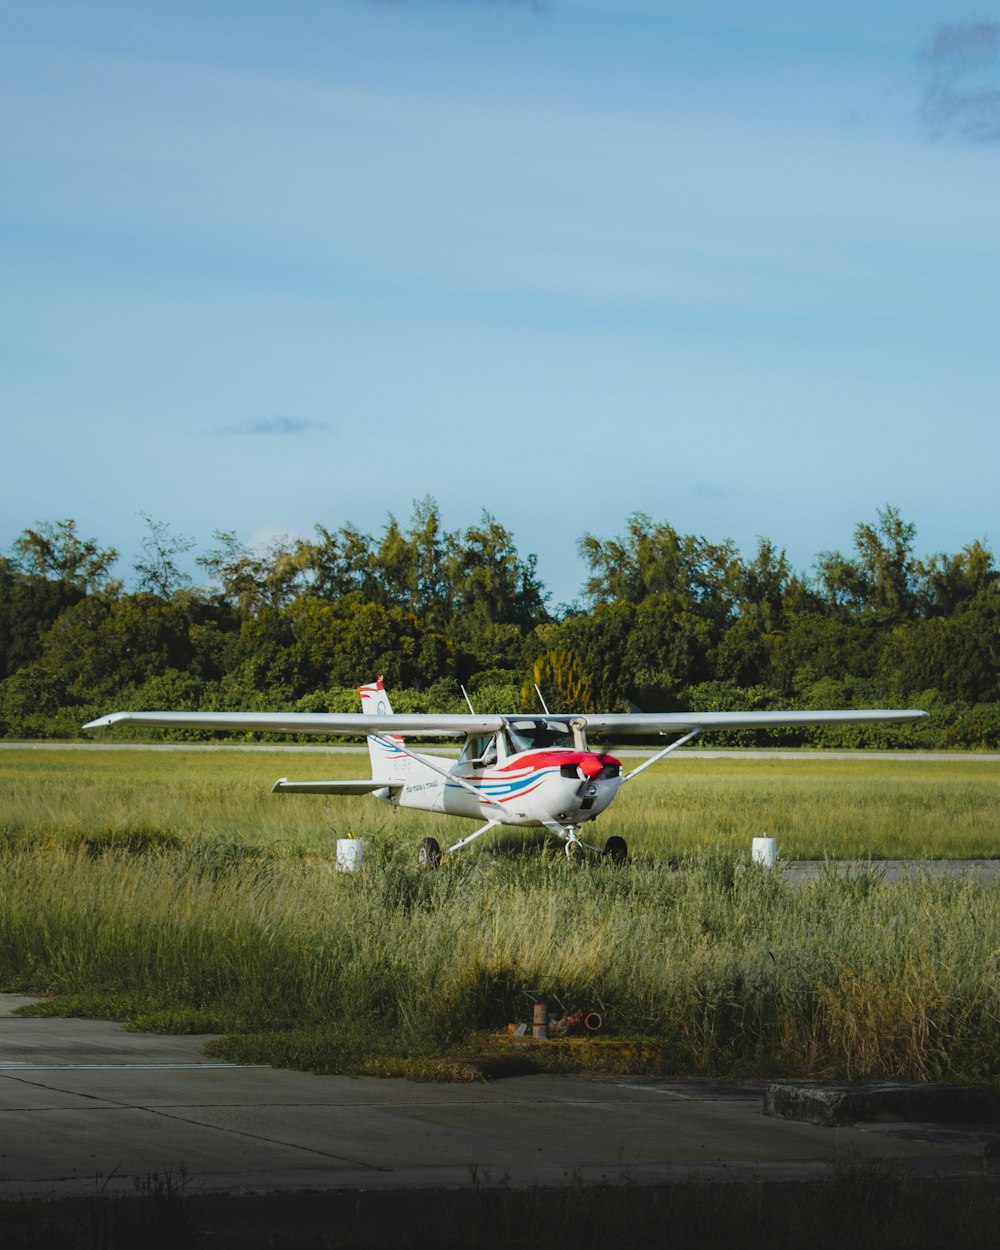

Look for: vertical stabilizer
[359,677,405,782]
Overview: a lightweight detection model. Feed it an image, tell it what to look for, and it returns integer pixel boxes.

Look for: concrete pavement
[2,994,997,1203]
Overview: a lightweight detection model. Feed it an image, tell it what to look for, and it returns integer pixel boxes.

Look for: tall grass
[2,839,998,1082]
[3,747,998,1080]
[2,748,999,857]
[8,1167,1000,1249]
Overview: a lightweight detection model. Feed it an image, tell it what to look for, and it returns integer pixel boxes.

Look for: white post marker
[752,836,777,867]
[336,838,366,872]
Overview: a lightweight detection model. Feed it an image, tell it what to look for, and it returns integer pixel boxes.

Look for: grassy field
[3,746,999,858]
[1,747,999,1084]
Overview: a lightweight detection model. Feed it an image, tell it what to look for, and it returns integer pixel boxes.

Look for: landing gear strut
[565,838,585,864]
[555,823,588,863]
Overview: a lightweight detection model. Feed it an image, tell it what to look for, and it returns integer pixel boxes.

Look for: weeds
[3,748,1000,859]
[2,1167,998,1248]
[3,838,999,1081]
[2,748,999,1081]
[0,1169,201,1250]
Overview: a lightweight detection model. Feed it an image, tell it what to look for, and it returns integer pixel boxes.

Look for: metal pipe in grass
[532,1001,548,1040]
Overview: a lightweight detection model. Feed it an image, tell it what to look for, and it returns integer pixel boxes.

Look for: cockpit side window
[506,719,575,753]
[460,733,499,765]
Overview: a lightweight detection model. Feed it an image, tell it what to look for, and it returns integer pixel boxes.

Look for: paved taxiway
[2,994,997,1202]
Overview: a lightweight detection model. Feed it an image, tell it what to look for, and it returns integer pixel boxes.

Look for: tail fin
[359,677,405,782]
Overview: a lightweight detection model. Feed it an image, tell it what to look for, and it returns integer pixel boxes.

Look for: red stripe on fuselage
[496,750,621,772]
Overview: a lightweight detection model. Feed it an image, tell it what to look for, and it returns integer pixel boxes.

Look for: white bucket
[336,838,366,872]
[751,836,777,867]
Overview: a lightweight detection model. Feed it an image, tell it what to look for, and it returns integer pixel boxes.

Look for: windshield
[506,719,575,753]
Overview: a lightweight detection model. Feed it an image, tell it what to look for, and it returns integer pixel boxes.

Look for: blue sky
[2,1,998,606]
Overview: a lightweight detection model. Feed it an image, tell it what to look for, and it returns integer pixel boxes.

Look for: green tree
[623,593,715,707]
[539,600,637,709]
[443,512,548,633]
[11,519,119,595]
[297,522,378,602]
[578,512,738,624]
[461,622,528,675]
[527,650,596,713]
[713,539,816,690]
[224,605,302,700]
[775,611,884,698]
[0,558,84,678]
[881,604,1000,705]
[133,514,196,598]
[730,539,799,628]
[372,497,449,624]
[284,596,454,693]
[917,539,998,616]
[713,615,773,688]
[197,531,308,613]
[37,593,198,699]
[816,505,918,617]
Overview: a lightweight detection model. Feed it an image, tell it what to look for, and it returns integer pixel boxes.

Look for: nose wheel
[603,835,628,865]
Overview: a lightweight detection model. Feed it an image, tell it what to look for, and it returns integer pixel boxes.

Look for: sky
[2,0,998,608]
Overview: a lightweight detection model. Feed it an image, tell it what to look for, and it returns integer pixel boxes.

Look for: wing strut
[620,728,702,786]
[445,818,503,854]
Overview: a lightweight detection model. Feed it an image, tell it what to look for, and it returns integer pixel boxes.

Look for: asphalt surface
[2,994,997,1204]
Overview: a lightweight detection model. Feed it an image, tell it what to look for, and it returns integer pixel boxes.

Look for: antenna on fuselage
[534,684,551,715]
[461,685,477,715]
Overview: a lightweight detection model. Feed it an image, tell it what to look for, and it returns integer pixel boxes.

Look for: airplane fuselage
[376,746,624,828]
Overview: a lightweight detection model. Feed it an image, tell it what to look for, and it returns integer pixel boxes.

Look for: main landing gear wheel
[603,836,628,865]
[417,837,441,868]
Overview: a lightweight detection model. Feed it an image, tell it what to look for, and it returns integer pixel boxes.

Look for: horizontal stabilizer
[271,778,401,796]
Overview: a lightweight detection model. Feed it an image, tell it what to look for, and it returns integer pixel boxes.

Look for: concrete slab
[0,995,996,1202]
[0,1004,229,1067]
[0,1080,121,1112]
[765,1081,1000,1126]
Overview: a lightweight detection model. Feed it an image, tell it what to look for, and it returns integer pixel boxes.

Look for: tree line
[1,502,997,747]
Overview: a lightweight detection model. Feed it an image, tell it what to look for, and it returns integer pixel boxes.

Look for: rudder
[359,677,405,782]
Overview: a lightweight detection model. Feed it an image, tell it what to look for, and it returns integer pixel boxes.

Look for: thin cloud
[368,0,547,10]
[218,416,331,436]
[692,481,737,500]
[920,20,1000,142]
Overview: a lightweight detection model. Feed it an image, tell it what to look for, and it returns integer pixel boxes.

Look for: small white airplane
[85,679,927,864]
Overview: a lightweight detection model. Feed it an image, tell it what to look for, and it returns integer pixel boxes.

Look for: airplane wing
[84,708,927,737]
[575,709,928,735]
[83,711,506,736]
